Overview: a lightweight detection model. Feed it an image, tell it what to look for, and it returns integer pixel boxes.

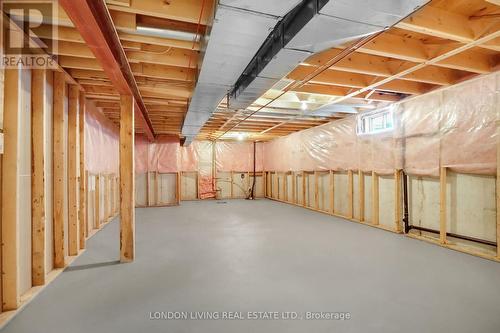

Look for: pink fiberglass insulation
[215,141,264,172]
[263,72,498,177]
[85,100,119,174]
[135,134,180,174]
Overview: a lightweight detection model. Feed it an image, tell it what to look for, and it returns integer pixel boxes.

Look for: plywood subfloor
[3,200,500,333]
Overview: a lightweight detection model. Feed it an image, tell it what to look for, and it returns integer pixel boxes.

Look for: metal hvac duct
[182,0,430,145]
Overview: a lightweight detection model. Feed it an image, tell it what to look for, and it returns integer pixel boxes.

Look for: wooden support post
[31,69,47,287]
[348,170,353,219]
[359,170,365,222]
[2,67,22,309]
[68,85,80,256]
[372,171,379,225]
[440,167,447,244]
[53,71,66,268]
[329,170,334,214]
[394,170,402,232]
[314,171,319,210]
[78,91,86,249]
[94,173,100,229]
[120,95,135,262]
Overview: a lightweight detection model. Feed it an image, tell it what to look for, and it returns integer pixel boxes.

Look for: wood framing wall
[265,169,498,262]
[135,172,179,207]
[0,67,120,322]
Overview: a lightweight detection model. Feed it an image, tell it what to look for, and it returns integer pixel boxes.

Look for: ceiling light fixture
[300,101,308,111]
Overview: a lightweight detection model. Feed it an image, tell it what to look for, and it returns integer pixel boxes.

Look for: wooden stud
[230,171,234,199]
[85,170,89,238]
[104,175,110,220]
[263,172,266,197]
[154,171,159,205]
[53,71,66,269]
[2,67,22,309]
[496,80,500,259]
[176,172,181,204]
[145,171,150,206]
[314,171,319,210]
[440,167,447,244]
[282,172,288,201]
[348,170,354,219]
[329,170,334,214]
[292,172,296,204]
[31,69,47,286]
[94,174,101,229]
[68,85,80,256]
[394,170,402,232]
[358,170,365,222]
[120,95,135,262]
[78,91,86,249]
[372,171,379,225]
[302,171,306,207]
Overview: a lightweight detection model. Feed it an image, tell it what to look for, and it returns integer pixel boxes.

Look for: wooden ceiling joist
[106,0,214,25]
[59,0,155,140]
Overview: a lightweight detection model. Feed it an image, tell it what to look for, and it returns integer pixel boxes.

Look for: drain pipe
[402,171,410,233]
[408,225,497,247]
[249,141,257,200]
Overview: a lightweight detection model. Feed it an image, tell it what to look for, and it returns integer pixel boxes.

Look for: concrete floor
[3,199,500,333]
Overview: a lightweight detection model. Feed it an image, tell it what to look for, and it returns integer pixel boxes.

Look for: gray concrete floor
[3,199,500,333]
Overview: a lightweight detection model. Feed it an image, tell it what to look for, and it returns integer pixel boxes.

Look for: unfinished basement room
[1,0,500,332]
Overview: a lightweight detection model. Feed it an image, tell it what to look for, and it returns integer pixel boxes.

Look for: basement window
[357,107,394,135]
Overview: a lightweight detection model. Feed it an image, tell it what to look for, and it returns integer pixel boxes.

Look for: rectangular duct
[182,0,429,145]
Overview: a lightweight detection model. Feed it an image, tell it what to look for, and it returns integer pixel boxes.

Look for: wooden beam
[78,92,87,249]
[120,95,135,262]
[440,167,447,244]
[372,171,379,226]
[68,85,80,256]
[2,68,22,310]
[59,0,155,140]
[31,69,47,286]
[53,71,66,269]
